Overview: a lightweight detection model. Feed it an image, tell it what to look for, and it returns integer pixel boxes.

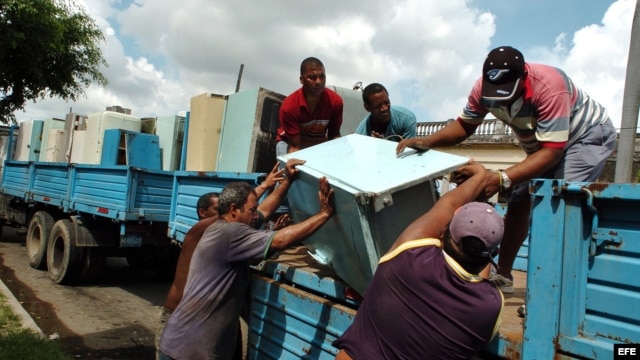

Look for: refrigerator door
[44,129,65,162]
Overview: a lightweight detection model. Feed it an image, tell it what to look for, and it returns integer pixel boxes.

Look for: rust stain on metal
[585,183,609,192]
[496,330,522,360]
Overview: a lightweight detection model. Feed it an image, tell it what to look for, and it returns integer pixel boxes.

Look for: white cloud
[13,0,632,134]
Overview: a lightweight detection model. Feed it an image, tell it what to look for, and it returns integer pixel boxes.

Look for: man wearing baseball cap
[396,46,616,294]
[333,162,505,360]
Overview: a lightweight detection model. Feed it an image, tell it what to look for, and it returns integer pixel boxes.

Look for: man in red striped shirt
[397,46,616,294]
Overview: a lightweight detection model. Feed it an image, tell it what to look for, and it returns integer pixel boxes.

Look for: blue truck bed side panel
[248,247,359,360]
[168,171,263,243]
[31,163,71,208]
[133,171,175,212]
[1,161,174,222]
[521,179,640,359]
[1,161,31,198]
[249,275,356,360]
[70,165,173,221]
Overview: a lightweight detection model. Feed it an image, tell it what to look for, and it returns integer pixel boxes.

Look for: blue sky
[475,1,615,48]
[15,0,633,132]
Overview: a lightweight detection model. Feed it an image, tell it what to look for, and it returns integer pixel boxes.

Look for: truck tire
[47,219,83,285]
[26,211,55,270]
[80,247,106,283]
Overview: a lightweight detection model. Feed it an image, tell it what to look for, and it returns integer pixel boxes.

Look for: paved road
[0,227,171,359]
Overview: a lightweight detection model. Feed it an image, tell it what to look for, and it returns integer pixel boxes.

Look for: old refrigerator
[327,85,369,136]
[78,111,142,164]
[278,134,469,295]
[100,129,162,169]
[13,120,44,161]
[216,87,285,173]
[58,113,88,163]
[185,93,225,171]
[155,115,185,171]
[39,118,66,162]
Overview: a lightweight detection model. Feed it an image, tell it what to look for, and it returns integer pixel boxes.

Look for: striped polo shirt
[460,63,610,154]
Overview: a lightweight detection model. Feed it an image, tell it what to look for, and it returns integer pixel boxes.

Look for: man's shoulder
[282,88,304,104]
[187,217,218,234]
[526,62,559,72]
[391,106,416,118]
[355,114,370,130]
[323,87,344,104]
[201,219,251,235]
[526,63,568,83]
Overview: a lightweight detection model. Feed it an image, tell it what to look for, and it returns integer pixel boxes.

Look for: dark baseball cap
[450,202,504,259]
[481,46,525,101]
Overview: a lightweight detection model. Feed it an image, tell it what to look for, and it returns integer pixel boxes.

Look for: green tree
[0,0,108,124]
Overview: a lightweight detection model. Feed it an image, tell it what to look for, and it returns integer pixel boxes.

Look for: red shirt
[276,87,343,148]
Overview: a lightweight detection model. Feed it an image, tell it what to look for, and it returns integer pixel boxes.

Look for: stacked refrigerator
[153,115,186,171]
[13,120,44,161]
[215,87,285,173]
[71,111,142,165]
[59,113,87,163]
[185,93,225,171]
[39,118,66,162]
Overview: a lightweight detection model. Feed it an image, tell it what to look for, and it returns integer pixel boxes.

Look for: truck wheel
[26,211,55,270]
[47,219,83,285]
[80,247,106,283]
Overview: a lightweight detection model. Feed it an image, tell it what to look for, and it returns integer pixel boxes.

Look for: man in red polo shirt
[276,57,344,155]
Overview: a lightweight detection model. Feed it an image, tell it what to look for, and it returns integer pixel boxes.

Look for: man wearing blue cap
[396,46,616,294]
[333,161,505,360]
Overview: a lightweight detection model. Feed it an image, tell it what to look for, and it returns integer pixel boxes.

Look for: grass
[0,292,71,360]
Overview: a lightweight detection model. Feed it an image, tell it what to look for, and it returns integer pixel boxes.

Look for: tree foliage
[0,0,108,124]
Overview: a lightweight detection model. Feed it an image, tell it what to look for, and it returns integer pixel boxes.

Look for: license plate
[121,234,143,247]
